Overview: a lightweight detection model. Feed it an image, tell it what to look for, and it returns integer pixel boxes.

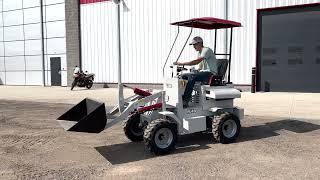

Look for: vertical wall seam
[22,0,26,85]
[1,0,6,84]
[45,1,49,85]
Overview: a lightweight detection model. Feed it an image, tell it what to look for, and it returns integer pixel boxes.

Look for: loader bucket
[57,98,107,133]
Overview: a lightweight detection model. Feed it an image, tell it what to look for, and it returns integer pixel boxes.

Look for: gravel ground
[0,86,320,180]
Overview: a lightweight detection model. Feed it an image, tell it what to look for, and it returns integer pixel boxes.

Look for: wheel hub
[222,119,237,138]
[155,128,173,149]
[130,121,143,136]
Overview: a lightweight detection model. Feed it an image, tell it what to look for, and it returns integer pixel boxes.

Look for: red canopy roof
[171,17,241,30]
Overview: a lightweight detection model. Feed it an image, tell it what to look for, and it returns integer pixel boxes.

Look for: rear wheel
[212,111,241,144]
[86,80,93,89]
[123,113,144,142]
[144,119,177,155]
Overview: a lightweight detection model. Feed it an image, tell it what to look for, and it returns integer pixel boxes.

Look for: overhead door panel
[258,5,320,92]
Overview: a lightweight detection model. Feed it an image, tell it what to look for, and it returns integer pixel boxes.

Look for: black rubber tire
[71,80,77,90]
[123,113,144,142]
[144,119,177,155]
[86,80,93,89]
[212,111,241,144]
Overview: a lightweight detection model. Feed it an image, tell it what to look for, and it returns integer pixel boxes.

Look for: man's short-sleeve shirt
[199,47,217,74]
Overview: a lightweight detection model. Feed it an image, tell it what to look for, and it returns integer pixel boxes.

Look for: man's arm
[197,61,203,70]
[175,56,204,66]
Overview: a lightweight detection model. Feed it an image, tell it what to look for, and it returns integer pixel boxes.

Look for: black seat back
[206,59,229,86]
[217,59,229,79]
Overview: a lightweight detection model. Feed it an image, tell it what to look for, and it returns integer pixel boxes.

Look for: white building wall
[43,1,67,86]
[228,0,319,84]
[81,0,227,84]
[0,0,67,86]
[81,0,319,85]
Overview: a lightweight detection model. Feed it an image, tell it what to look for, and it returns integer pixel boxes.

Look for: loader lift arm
[105,91,163,129]
[57,91,164,133]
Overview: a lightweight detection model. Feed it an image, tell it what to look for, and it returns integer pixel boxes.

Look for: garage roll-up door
[257,4,320,92]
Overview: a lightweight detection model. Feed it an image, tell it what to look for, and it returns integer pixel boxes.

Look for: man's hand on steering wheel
[173,62,178,65]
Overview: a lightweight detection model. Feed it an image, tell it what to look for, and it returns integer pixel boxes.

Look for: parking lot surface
[0,86,320,179]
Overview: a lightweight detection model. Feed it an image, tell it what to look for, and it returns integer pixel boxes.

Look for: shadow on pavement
[70,88,94,91]
[96,119,320,165]
[95,132,212,165]
[239,119,320,142]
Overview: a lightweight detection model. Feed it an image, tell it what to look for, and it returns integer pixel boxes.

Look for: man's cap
[189,36,203,45]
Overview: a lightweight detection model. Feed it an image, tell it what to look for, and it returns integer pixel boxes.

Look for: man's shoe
[183,100,189,108]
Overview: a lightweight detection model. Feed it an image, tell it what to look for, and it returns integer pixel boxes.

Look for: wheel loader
[57,17,244,155]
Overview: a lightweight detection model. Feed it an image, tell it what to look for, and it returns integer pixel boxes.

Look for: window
[4,26,24,41]
[45,38,66,54]
[45,21,65,38]
[3,10,23,26]
[25,40,42,55]
[4,56,25,71]
[3,0,23,11]
[24,7,41,24]
[23,0,40,8]
[5,41,24,56]
[24,23,42,39]
[45,4,65,22]
[25,56,43,70]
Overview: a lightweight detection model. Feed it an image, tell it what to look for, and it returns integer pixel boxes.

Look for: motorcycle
[71,71,95,90]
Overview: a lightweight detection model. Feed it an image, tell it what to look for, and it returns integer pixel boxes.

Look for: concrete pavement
[0,86,320,179]
[1,86,320,121]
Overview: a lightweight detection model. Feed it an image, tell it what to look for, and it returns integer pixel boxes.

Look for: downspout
[40,0,45,86]
[225,0,229,56]
[225,0,230,82]
[78,0,82,70]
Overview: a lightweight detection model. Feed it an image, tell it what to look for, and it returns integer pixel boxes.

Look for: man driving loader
[174,36,218,107]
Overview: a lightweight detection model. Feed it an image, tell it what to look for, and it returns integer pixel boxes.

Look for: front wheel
[144,119,177,155]
[212,111,241,144]
[71,79,77,90]
[123,113,144,142]
[86,80,93,89]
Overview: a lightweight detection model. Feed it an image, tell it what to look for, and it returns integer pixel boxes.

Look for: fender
[159,111,181,125]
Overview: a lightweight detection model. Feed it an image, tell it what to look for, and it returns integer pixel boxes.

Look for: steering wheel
[169,65,187,71]
[169,64,188,78]
[176,65,187,72]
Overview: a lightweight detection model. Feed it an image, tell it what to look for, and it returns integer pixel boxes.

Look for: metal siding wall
[81,0,318,85]
[81,0,226,84]
[228,0,319,84]
[81,2,117,83]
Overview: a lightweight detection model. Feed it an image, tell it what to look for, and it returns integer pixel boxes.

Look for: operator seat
[207,59,228,86]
